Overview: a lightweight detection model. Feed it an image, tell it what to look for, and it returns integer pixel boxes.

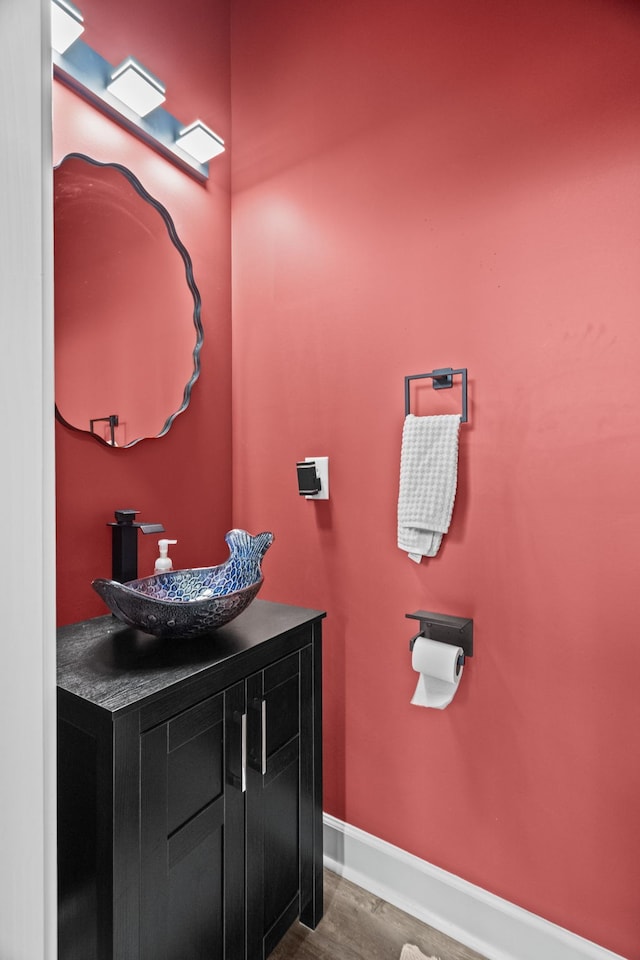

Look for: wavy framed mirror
[54,153,203,447]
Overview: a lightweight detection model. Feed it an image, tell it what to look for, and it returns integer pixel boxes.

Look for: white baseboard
[323,815,627,960]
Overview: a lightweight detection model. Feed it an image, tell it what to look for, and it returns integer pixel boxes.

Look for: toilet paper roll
[411,636,464,710]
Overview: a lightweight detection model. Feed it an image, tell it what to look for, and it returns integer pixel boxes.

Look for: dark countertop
[57,599,325,716]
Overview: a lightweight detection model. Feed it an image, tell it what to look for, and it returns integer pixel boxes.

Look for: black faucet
[108,509,165,582]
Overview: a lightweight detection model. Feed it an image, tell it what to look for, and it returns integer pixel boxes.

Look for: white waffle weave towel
[397,414,461,562]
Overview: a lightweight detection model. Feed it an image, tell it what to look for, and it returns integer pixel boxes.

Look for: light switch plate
[305,456,329,500]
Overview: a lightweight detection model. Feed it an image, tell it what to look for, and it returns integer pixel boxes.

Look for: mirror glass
[54,153,203,447]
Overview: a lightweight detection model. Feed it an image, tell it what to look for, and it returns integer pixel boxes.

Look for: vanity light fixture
[52,33,223,180]
[107,57,166,117]
[175,121,225,163]
[51,0,84,55]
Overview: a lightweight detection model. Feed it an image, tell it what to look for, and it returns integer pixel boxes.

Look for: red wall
[230,0,640,956]
[54,0,232,623]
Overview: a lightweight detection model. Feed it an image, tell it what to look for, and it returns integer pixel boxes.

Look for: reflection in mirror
[54,153,203,447]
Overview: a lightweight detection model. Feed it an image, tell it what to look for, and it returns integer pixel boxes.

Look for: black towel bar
[404,367,468,422]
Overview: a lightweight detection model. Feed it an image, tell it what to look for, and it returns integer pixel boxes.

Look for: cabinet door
[140,685,245,960]
[246,650,311,959]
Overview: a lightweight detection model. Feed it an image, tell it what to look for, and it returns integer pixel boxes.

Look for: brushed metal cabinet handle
[241,712,247,793]
[261,699,267,775]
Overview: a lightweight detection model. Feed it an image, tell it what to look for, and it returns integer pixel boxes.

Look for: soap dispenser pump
[154,539,177,574]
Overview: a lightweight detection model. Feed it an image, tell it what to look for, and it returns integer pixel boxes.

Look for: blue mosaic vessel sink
[92,529,274,639]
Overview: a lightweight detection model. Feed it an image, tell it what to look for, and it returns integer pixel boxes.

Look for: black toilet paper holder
[406,610,474,664]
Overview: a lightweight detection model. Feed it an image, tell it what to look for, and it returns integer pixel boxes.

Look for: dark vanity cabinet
[57,601,324,960]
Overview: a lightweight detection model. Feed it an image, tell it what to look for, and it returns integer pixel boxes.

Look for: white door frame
[0,1,57,957]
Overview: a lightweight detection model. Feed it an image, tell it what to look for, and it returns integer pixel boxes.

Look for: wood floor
[269,870,488,960]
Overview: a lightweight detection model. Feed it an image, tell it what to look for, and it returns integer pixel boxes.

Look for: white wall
[0,1,57,957]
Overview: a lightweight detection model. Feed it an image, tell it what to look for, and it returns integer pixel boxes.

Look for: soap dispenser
[154,539,177,574]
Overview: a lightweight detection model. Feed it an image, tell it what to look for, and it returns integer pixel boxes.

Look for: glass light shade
[51,0,84,54]
[176,121,225,163]
[107,58,166,116]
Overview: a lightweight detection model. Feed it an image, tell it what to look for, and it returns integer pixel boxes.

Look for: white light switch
[305,456,329,500]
